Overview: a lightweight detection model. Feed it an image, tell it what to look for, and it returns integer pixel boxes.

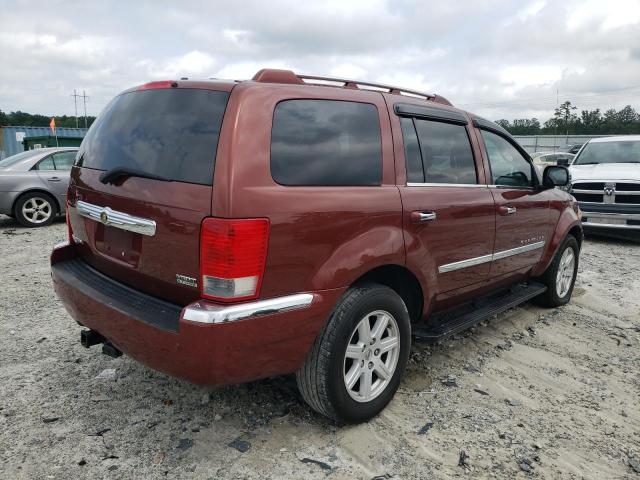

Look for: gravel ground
[0,215,639,479]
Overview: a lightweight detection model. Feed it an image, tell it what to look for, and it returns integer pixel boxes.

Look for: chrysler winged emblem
[604,183,615,196]
[100,211,109,224]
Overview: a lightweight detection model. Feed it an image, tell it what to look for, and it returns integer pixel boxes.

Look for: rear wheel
[296,283,411,423]
[536,235,579,307]
[14,192,57,228]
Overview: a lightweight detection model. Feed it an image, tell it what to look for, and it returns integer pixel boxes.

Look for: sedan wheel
[22,197,53,225]
[15,192,57,227]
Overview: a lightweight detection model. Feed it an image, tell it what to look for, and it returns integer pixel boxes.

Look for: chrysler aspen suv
[51,69,582,423]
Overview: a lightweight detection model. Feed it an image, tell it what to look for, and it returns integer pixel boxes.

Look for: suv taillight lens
[200,218,270,302]
[66,205,74,244]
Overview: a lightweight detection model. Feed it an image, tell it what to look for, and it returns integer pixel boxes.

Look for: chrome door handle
[412,211,437,223]
[499,206,517,215]
[47,177,61,182]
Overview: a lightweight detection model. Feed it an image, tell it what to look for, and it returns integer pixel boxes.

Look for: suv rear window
[271,99,382,186]
[78,88,229,185]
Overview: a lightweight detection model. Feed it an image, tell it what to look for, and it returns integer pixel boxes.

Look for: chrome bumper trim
[76,200,156,236]
[182,293,314,324]
[439,241,546,274]
[581,211,640,230]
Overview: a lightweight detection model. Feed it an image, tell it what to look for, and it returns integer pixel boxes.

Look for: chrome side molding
[76,200,156,236]
[182,293,314,324]
[439,241,545,273]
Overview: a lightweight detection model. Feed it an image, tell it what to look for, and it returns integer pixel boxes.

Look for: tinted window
[271,100,382,186]
[36,157,55,170]
[52,151,77,170]
[400,118,423,183]
[481,130,533,187]
[413,119,477,184]
[79,89,229,185]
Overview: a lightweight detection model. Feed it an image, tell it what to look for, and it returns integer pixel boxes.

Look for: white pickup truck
[569,135,640,240]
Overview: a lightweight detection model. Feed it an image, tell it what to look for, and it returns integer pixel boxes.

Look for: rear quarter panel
[213,83,405,298]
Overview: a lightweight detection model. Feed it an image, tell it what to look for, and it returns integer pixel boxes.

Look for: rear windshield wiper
[99,167,171,185]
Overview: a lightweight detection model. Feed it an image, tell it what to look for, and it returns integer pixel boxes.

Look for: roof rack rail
[251,69,452,106]
[299,74,435,100]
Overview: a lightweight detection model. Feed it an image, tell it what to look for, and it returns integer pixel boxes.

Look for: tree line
[0,110,96,129]
[495,101,640,136]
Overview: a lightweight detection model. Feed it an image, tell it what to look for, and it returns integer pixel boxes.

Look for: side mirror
[542,165,569,188]
[556,157,570,167]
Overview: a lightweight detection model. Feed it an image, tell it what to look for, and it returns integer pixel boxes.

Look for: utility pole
[71,90,89,128]
[71,89,79,128]
[82,90,88,129]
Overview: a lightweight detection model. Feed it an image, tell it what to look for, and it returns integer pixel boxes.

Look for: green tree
[553,101,578,135]
[578,109,602,134]
[0,110,95,128]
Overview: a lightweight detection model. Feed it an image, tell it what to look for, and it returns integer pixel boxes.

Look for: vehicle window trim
[477,127,539,189]
[395,103,468,125]
[270,98,384,187]
[401,115,479,186]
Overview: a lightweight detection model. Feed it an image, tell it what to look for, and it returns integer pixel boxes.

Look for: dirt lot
[0,215,639,480]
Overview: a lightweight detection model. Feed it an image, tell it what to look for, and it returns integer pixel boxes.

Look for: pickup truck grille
[572,181,640,206]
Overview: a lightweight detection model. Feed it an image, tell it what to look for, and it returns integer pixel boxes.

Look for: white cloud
[0,0,638,121]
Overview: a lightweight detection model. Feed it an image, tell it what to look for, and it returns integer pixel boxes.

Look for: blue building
[0,126,88,159]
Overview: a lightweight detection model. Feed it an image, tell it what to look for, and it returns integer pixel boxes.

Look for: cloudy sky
[1,0,639,122]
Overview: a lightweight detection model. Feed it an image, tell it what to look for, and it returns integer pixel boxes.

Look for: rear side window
[410,119,477,184]
[52,151,76,170]
[78,89,229,185]
[36,157,55,170]
[271,100,382,186]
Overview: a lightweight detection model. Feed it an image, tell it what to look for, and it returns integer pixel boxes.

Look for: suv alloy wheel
[296,283,411,423]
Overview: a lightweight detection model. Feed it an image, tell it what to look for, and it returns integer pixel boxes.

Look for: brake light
[200,218,270,302]
[138,80,178,90]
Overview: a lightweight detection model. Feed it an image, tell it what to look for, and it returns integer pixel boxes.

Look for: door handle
[411,211,437,223]
[47,177,61,182]
[498,206,517,215]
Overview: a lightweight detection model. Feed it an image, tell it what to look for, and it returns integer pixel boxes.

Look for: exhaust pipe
[80,329,104,348]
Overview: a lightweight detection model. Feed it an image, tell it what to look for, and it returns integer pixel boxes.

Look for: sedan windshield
[574,141,640,165]
[0,150,39,169]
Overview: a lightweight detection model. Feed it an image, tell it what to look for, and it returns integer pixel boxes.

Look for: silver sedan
[0,147,78,227]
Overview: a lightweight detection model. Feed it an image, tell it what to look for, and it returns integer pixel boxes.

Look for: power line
[71,90,89,128]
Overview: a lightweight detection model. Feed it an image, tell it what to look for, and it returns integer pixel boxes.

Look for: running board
[413,282,547,343]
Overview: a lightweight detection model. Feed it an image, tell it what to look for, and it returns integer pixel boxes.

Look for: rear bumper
[51,242,344,385]
[0,191,19,215]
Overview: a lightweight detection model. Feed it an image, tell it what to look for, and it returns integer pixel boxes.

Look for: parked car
[569,135,640,241]
[559,143,584,155]
[51,70,582,423]
[531,152,575,170]
[0,147,78,227]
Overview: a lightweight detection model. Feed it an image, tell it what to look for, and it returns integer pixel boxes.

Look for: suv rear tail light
[200,218,270,302]
[66,204,74,245]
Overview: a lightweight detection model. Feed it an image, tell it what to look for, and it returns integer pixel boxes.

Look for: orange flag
[49,117,56,134]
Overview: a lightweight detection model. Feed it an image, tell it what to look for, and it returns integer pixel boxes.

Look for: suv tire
[536,235,579,307]
[296,283,411,423]
[14,192,57,228]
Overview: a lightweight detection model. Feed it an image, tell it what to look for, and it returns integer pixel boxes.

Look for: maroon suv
[51,69,582,423]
